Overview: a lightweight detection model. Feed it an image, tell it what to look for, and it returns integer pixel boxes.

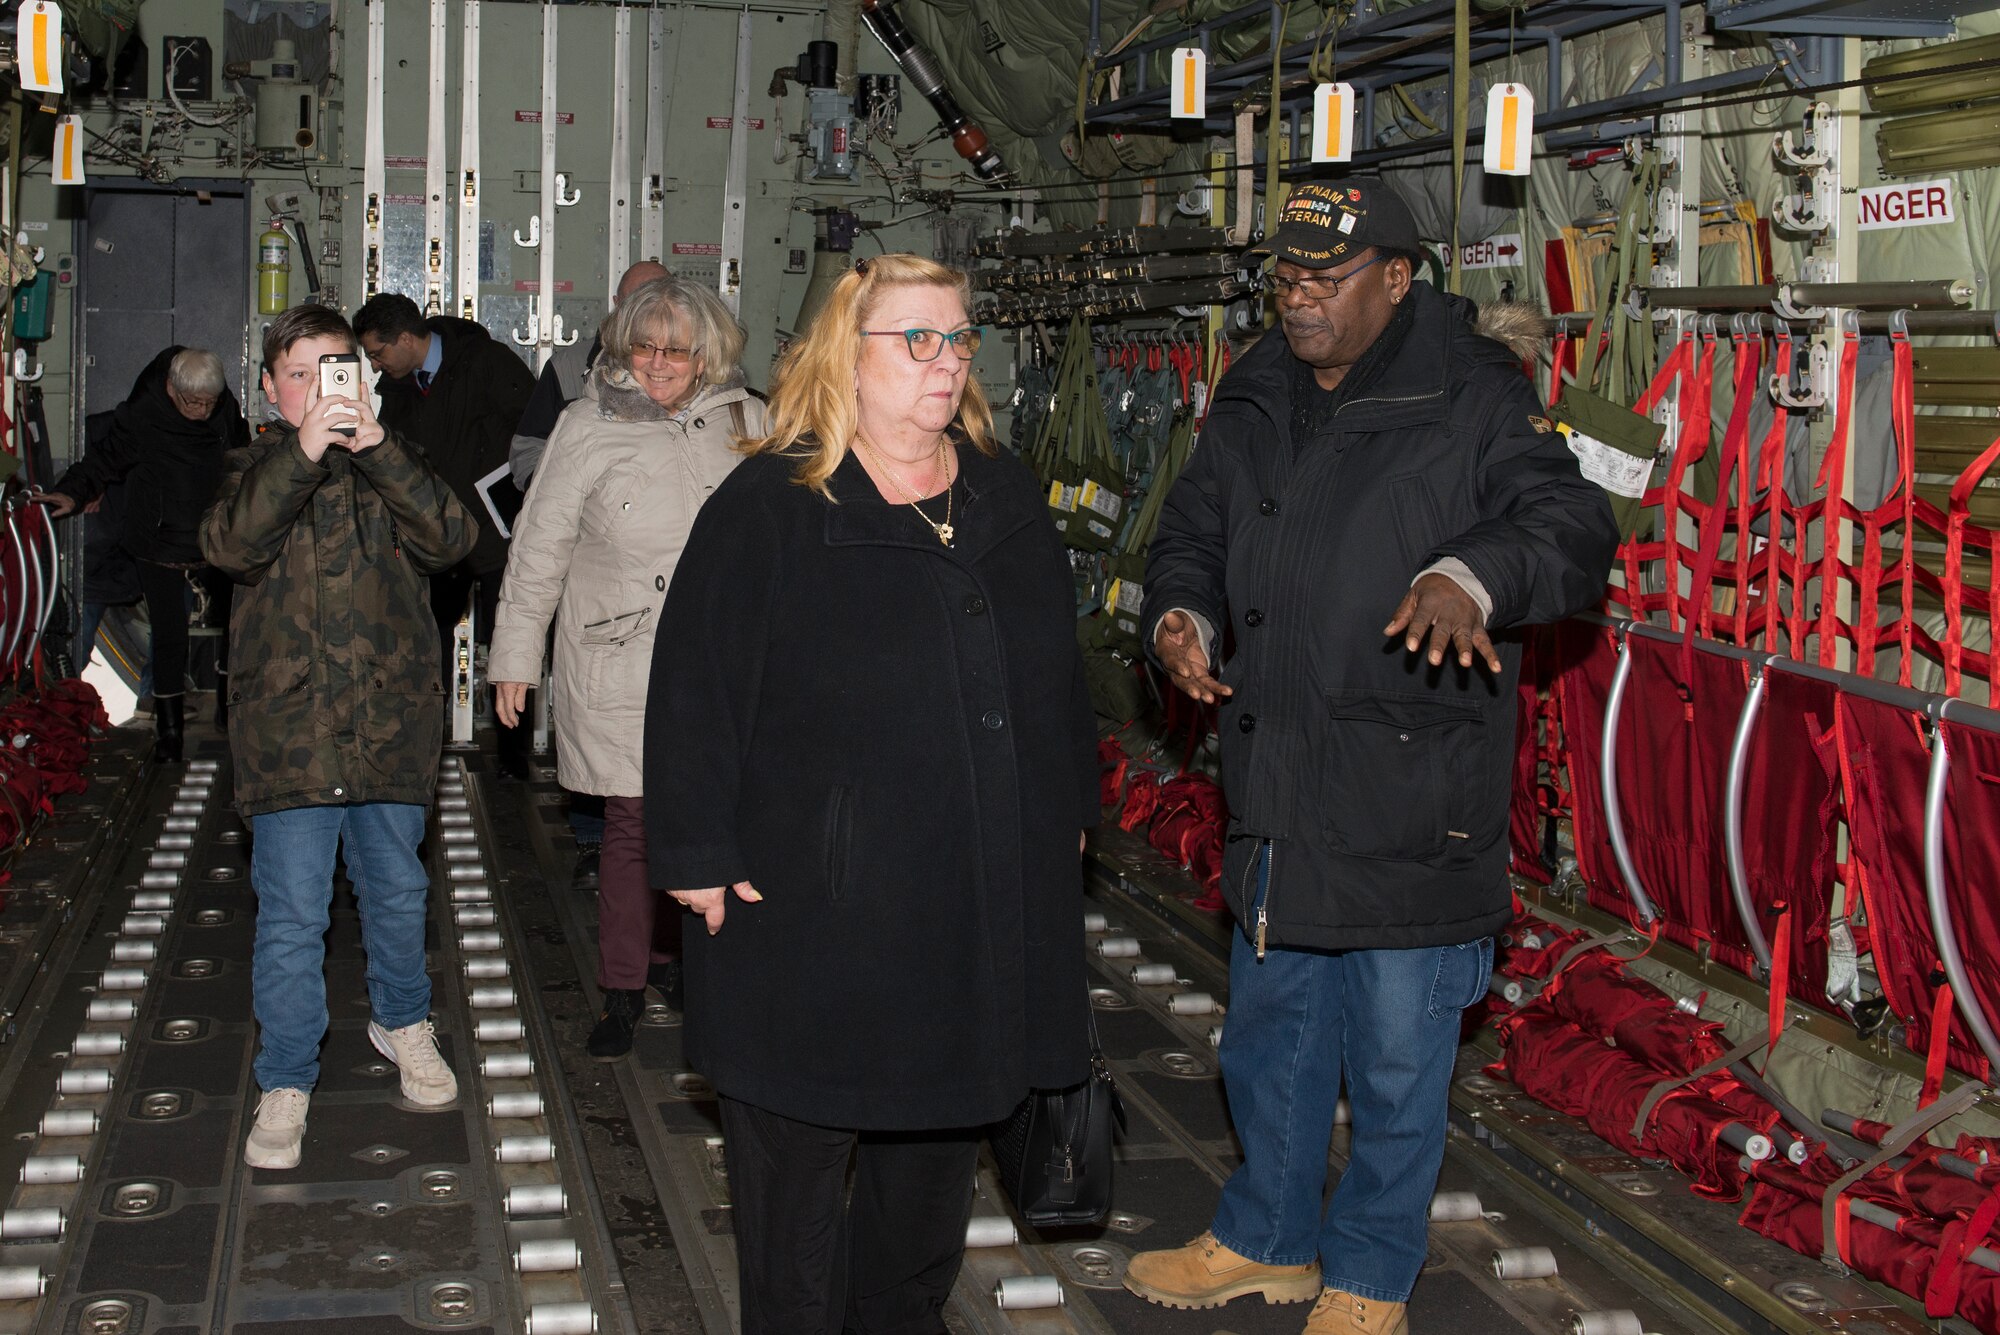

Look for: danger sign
[1455,234,1525,270]
[672,242,722,256]
[1857,179,1956,231]
[706,116,766,130]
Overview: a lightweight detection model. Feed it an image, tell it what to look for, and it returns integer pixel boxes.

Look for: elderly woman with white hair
[488,275,766,1058]
[37,345,249,760]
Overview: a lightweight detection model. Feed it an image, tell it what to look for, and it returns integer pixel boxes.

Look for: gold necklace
[857,436,955,546]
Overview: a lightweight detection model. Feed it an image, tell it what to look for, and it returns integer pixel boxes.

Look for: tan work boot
[1302,1288,1409,1335]
[1123,1230,1321,1309]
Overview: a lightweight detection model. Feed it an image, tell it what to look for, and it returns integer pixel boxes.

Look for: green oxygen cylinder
[257,219,291,315]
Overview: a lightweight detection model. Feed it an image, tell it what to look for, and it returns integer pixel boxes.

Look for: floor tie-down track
[0,740,624,1335]
[0,733,1805,1334]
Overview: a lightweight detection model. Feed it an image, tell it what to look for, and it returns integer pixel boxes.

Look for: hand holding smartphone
[318,353,362,437]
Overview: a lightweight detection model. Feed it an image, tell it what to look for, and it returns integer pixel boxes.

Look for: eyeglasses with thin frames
[862,328,984,362]
[1265,251,1391,302]
[632,340,697,366]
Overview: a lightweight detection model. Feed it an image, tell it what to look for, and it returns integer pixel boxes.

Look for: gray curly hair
[600,275,746,388]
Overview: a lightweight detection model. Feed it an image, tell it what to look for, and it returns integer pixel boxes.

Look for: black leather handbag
[990,1008,1125,1228]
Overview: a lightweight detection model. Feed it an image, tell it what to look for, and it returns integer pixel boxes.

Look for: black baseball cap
[1254,178,1423,269]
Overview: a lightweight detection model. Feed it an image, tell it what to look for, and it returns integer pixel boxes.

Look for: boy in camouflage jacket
[201,305,479,1170]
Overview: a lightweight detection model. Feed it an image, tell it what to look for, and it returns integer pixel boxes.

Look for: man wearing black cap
[1124,178,1617,1333]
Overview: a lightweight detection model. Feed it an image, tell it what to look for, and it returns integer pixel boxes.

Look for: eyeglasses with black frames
[1265,251,1391,302]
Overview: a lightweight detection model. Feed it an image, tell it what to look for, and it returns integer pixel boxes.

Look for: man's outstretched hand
[1155,609,1233,704]
[1385,573,1500,672]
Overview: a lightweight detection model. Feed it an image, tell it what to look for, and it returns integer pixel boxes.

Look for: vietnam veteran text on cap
[1254,178,1423,269]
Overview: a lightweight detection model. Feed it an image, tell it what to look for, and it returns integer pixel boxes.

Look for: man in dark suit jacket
[355,294,536,770]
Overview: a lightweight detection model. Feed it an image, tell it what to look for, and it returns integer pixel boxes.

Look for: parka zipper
[1331,386,1444,418]
[1254,839,1275,961]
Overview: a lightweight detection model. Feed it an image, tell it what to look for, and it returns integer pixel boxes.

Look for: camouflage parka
[200,424,478,816]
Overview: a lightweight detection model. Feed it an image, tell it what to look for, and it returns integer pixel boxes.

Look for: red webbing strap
[1821,1081,1987,1269]
[1619,335,1696,616]
[1691,333,1760,641]
[1945,429,2000,696]
[1889,331,1918,685]
[1549,333,1571,408]
[1925,1177,2000,1317]
[1833,1195,1857,1268]
[1659,330,1718,631]
[1764,905,1793,1073]
[1755,333,1799,653]
[1853,330,1919,681]
[1921,977,1956,1109]
[1815,330,1862,666]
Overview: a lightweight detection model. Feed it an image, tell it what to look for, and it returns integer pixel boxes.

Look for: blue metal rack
[1081,0,1964,171]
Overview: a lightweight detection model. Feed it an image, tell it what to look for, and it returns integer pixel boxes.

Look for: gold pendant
[938,523,955,545]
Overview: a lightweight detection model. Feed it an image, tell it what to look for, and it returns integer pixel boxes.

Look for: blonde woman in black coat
[643,254,1099,1334]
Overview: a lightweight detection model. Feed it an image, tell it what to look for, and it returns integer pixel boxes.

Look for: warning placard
[1857,179,1956,231]
[514,111,575,125]
[706,116,766,130]
[671,242,723,256]
[1455,234,1525,270]
[512,280,575,294]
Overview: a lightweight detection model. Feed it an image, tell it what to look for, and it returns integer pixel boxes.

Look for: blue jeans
[250,803,434,1092]
[1209,847,1493,1303]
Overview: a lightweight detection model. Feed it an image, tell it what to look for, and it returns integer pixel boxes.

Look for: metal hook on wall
[12,347,43,383]
[514,215,542,249]
[512,295,541,347]
[554,173,581,208]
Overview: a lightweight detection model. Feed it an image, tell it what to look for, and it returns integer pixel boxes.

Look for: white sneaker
[245,1088,309,1169]
[368,1018,458,1107]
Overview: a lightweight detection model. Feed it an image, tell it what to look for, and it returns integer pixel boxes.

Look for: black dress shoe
[587,988,645,1061]
[571,845,601,892]
[647,959,683,1012]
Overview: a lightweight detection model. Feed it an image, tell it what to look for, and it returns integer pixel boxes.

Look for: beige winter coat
[488,368,764,795]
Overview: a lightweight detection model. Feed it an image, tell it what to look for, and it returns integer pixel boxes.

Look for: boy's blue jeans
[249,802,433,1093]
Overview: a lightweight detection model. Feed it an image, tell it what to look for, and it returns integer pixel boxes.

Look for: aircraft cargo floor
[0,725,1934,1334]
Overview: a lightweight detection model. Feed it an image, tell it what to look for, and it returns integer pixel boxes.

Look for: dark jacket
[200,425,478,816]
[1144,282,1618,952]
[643,445,1100,1131]
[78,411,142,605]
[375,317,536,575]
[54,347,251,564]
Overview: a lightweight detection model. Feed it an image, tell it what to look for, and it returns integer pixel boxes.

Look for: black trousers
[718,1096,979,1335]
[429,562,501,651]
[136,560,230,698]
[431,564,527,766]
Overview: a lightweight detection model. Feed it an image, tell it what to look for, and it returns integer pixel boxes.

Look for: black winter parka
[374,317,535,576]
[644,445,1099,1131]
[52,347,250,565]
[1143,282,1618,953]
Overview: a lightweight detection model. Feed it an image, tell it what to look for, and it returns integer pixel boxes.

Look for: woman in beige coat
[488,276,766,1058]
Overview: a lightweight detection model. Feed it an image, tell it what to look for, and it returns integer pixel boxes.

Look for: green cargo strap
[1450,0,1469,294]
[1266,3,1289,235]
[1819,1081,1986,1269]
[1628,1031,1771,1144]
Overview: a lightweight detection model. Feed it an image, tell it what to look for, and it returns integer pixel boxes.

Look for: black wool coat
[374,317,536,576]
[53,346,250,565]
[1144,281,1619,953]
[644,444,1100,1131]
